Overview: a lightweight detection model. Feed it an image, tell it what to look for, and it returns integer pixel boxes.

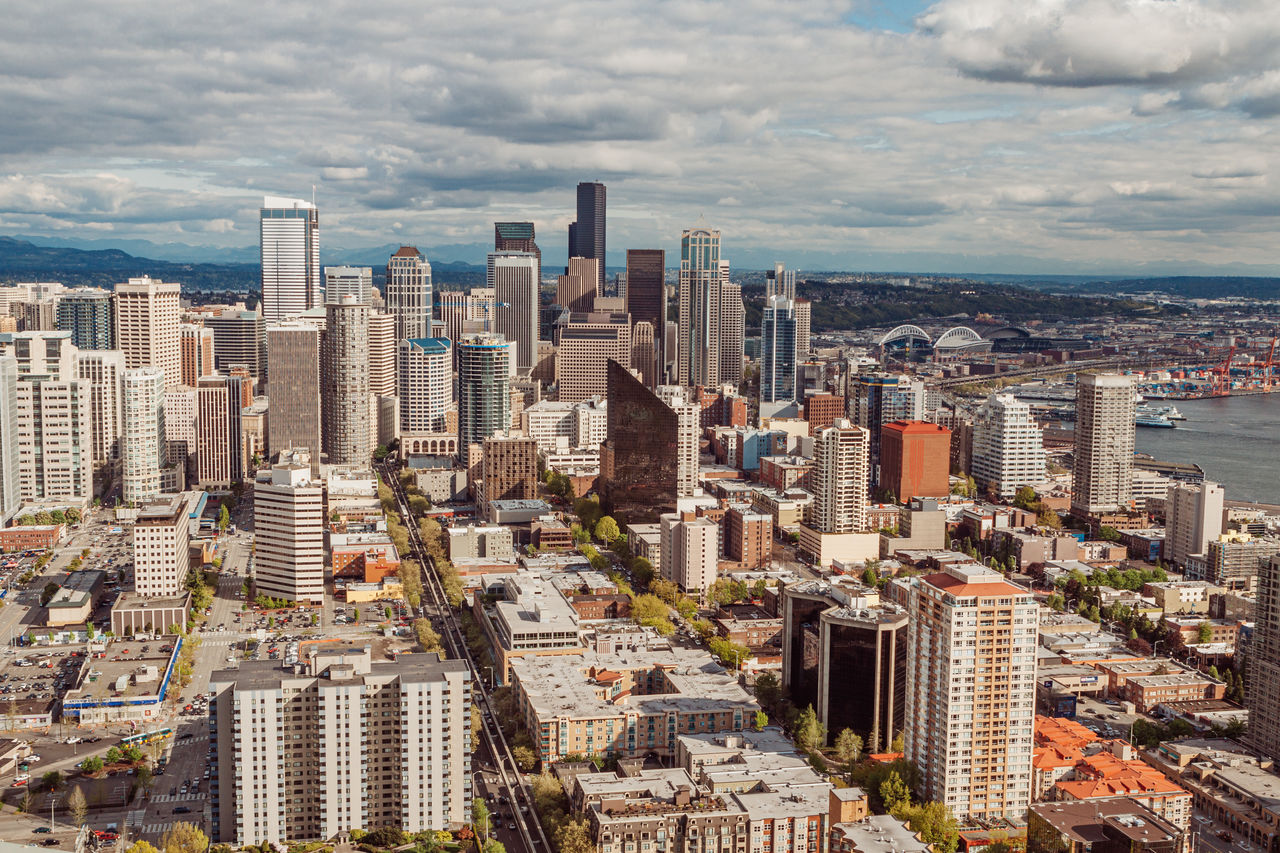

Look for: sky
[1,0,1278,275]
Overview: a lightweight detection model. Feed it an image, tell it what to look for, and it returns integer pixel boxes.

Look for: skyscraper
[677,227,722,387]
[630,320,658,388]
[1165,481,1225,569]
[196,376,234,488]
[809,419,870,534]
[0,354,20,524]
[771,263,811,363]
[905,564,1037,820]
[398,338,452,434]
[260,195,321,323]
[385,247,433,341]
[322,297,373,466]
[367,312,397,398]
[114,276,181,389]
[179,324,215,387]
[323,266,373,306]
[759,295,797,405]
[554,311,632,403]
[718,277,744,387]
[567,181,605,290]
[766,262,796,300]
[556,256,599,314]
[202,308,265,383]
[1071,373,1136,517]
[254,455,325,605]
[625,249,665,372]
[121,368,166,505]
[265,322,321,463]
[488,252,539,373]
[1247,554,1280,760]
[56,288,115,350]
[495,221,541,283]
[971,393,1046,499]
[133,493,191,598]
[601,360,681,524]
[76,350,126,469]
[847,374,926,485]
[456,335,512,451]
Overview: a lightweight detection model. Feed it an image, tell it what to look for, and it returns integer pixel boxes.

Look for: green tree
[894,801,960,853]
[80,756,103,775]
[709,637,750,669]
[41,770,63,792]
[1197,621,1214,644]
[512,745,538,772]
[104,747,122,765]
[594,515,620,543]
[217,504,230,532]
[554,819,595,853]
[414,619,444,655]
[1012,486,1038,510]
[629,556,654,586]
[650,578,679,604]
[794,704,826,752]
[159,821,209,853]
[632,594,669,622]
[363,827,406,849]
[754,710,769,731]
[835,728,864,776]
[471,799,491,840]
[891,731,905,753]
[879,770,911,813]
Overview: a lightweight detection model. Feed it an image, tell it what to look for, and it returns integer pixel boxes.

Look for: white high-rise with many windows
[114,276,181,389]
[677,227,722,387]
[385,247,433,341]
[398,338,453,434]
[1071,373,1136,516]
[121,367,166,505]
[810,419,870,533]
[971,393,1046,499]
[133,492,191,597]
[253,454,324,605]
[76,350,126,468]
[260,196,321,323]
[905,564,1038,820]
[488,252,538,373]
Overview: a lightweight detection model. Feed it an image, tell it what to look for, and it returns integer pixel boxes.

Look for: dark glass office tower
[626,248,665,347]
[567,182,606,289]
[494,222,541,283]
[601,359,678,524]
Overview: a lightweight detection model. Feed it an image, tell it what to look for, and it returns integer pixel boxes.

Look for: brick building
[879,420,951,501]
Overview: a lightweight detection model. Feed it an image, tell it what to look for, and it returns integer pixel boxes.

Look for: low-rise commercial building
[1028,800,1182,853]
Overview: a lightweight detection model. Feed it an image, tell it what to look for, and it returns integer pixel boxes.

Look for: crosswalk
[150,792,208,803]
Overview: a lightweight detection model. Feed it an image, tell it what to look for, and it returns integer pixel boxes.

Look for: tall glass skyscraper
[260,196,321,323]
[385,247,433,341]
[568,182,606,290]
[456,335,512,450]
[677,227,722,387]
[56,288,115,350]
[759,294,797,404]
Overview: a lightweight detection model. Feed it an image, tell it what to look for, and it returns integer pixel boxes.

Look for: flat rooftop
[832,815,932,853]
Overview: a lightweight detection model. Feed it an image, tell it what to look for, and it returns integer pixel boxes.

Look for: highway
[380,462,552,853]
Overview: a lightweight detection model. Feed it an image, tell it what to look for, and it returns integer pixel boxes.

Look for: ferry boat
[1135,405,1176,428]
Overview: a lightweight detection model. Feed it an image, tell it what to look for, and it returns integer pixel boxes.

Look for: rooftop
[831,815,932,853]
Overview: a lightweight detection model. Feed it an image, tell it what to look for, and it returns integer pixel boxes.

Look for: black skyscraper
[567,181,606,289]
[601,359,678,523]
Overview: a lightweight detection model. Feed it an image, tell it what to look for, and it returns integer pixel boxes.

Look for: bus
[119,728,173,748]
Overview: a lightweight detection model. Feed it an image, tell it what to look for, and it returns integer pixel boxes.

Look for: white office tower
[398,338,453,434]
[3,331,93,505]
[133,493,192,597]
[905,564,1037,820]
[0,354,20,524]
[368,313,397,398]
[385,247,433,341]
[322,296,372,466]
[659,512,719,599]
[114,275,181,389]
[677,227,723,387]
[457,335,513,450]
[488,252,539,373]
[971,393,1046,500]
[260,196,321,323]
[254,454,324,605]
[210,648,471,846]
[1165,481,1226,569]
[654,385,701,497]
[76,350,126,468]
[323,266,372,306]
[121,368,166,505]
[718,277,744,387]
[1071,373,1136,516]
[810,419,870,533]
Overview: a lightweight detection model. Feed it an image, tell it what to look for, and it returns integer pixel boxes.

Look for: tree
[160,822,209,853]
[217,504,230,532]
[41,770,63,792]
[414,619,444,655]
[632,594,669,622]
[1197,621,1214,644]
[482,840,506,853]
[1013,486,1038,510]
[80,756,104,775]
[67,785,87,826]
[629,557,654,587]
[650,578,679,605]
[754,672,782,714]
[363,827,407,849]
[879,770,911,813]
[891,731,905,753]
[65,508,80,526]
[594,515,620,543]
[513,744,538,772]
[554,819,595,853]
[754,710,769,731]
[794,704,825,752]
[472,799,491,840]
[126,843,159,853]
[835,728,864,775]
[708,637,750,669]
[894,801,960,853]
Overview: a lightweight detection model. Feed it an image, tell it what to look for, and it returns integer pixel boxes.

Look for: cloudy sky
[1,0,1278,274]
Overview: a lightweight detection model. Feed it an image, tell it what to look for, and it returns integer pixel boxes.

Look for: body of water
[1135,393,1280,505]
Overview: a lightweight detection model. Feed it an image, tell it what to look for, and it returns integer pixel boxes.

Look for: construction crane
[1261,336,1277,391]
[1209,345,1236,396]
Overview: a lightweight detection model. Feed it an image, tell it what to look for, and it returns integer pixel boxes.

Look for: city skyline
[0,1,1277,275]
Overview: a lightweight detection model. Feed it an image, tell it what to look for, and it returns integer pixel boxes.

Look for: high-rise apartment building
[810,419,870,534]
[905,564,1037,820]
[567,181,606,290]
[76,350,126,468]
[556,256,599,314]
[163,384,196,474]
[554,311,632,403]
[260,195,321,323]
[625,250,665,366]
[114,276,181,389]
[179,324,215,387]
[677,227,723,387]
[654,385,701,498]
[1249,554,1280,761]
[494,222,541,283]
[133,492,191,597]
[254,454,324,605]
[1165,481,1225,569]
[121,368,166,505]
[767,263,796,301]
[56,288,115,350]
[478,435,538,520]
[457,335,512,451]
[760,295,797,405]
[1071,374,1136,516]
[265,322,321,462]
[660,512,719,600]
[847,374,925,485]
[794,299,812,364]
[210,649,471,845]
[385,247,432,341]
[719,278,744,387]
[202,308,265,383]
[322,297,372,467]
[398,338,453,434]
[323,266,372,306]
[880,421,952,501]
[0,354,20,524]
[971,393,1046,499]
[488,252,539,373]
[197,377,234,487]
[367,312,397,398]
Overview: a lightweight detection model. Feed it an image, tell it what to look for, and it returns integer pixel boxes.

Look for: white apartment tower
[210,649,471,845]
[654,385,701,497]
[810,419,870,533]
[398,338,453,434]
[0,354,20,523]
[488,252,539,373]
[1071,374,1136,516]
[971,393,1046,499]
[260,196,321,323]
[1165,481,1225,569]
[457,335,513,451]
[76,350,126,468]
[718,273,744,387]
[660,512,719,599]
[114,276,181,389]
[322,296,373,466]
[677,227,723,387]
[385,247,433,341]
[254,455,324,605]
[905,564,1038,820]
[121,367,166,505]
[133,493,192,597]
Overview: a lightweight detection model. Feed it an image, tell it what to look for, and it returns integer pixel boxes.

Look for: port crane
[1208,345,1236,397]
